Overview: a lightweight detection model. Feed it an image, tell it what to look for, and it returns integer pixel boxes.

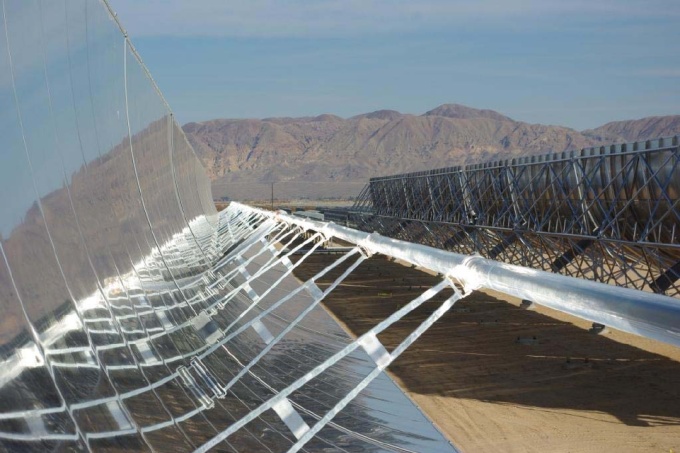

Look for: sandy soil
[292,254,680,453]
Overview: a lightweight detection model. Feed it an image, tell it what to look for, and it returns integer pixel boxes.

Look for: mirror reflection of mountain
[0,118,200,345]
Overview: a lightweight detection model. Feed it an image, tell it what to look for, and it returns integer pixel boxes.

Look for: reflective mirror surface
[0,1,456,451]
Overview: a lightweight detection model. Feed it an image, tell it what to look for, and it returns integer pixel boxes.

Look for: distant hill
[183,104,680,201]
[582,115,680,142]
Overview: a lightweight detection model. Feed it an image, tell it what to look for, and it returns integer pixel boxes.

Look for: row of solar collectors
[365,136,680,245]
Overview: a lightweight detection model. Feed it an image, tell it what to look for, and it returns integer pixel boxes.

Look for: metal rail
[232,202,680,349]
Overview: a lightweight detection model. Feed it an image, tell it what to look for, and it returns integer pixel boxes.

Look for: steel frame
[351,136,680,298]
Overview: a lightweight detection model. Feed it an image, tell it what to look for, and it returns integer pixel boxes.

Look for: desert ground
[292,253,680,453]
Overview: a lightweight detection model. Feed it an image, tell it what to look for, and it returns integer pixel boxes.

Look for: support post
[550,236,596,272]
[650,260,680,294]
[488,231,519,260]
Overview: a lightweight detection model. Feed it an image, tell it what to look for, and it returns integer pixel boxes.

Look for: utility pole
[271,182,274,210]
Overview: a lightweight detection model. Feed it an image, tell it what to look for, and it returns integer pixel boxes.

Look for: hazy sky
[110,0,680,130]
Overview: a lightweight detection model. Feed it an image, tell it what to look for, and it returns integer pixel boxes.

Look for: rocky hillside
[183,105,680,200]
[582,115,680,143]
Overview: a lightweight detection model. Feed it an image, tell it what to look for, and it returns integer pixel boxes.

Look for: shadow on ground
[293,254,680,429]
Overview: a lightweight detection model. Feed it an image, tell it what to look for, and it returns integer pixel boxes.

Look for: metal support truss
[193,201,680,452]
[351,136,680,298]
[234,202,680,346]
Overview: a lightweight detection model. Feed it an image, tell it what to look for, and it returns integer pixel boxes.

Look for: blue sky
[110,0,680,130]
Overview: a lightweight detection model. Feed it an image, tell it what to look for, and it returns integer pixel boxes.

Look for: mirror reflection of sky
[0,1,166,237]
[110,0,680,129]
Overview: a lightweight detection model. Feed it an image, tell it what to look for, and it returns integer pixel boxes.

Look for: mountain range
[183,104,680,200]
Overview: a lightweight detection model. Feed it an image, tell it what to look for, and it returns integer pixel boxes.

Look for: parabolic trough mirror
[0,0,457,450]
[1,1,679,452]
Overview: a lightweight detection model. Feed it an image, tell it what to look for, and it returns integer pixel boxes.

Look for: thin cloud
[108,0,680,38]
[635,68,680,78]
